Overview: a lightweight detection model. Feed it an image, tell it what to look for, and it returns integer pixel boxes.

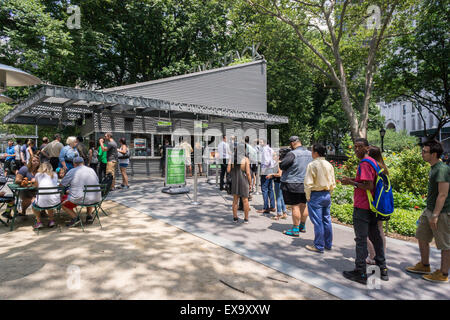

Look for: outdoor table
[6,183,36,231]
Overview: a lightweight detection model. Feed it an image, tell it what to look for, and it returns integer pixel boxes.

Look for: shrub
[367,129,418,153]
[330,204,421,237]
[387,147,429,196]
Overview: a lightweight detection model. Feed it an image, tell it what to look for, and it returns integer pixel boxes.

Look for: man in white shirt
[217,135,231,190]
[257,139,276,213]
[179,137,193,177]
[61,156,101,227]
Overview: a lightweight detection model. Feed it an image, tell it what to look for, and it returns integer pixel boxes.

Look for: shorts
[106,161,117,178]
[185,158,191,166]
[282,190,307,205]
[251,164,258,173]
[119,163,128,168]
[416,209,450,250]
[62,200,77,210]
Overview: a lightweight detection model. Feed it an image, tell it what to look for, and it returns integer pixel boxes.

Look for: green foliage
[367,129,418,153]
[376,0,450,137]
[386,147,429,196]
[330,203,354,225]
[393,191,426,210]
[331,204,421,237]
[388,209,421,237]
[331,184,353,205]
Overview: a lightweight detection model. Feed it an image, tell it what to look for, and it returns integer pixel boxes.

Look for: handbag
[118,148,130,159]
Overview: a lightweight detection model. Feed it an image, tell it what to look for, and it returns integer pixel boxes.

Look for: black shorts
[251,164,258,173]
[282,190,307,205]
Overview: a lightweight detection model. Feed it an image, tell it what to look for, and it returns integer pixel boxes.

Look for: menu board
[165,148,186,186]
[134,138,146,149]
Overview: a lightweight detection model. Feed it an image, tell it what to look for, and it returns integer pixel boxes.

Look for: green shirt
[426,161,450,212]
[98,145,107,164]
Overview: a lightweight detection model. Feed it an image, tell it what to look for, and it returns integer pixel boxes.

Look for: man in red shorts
[60,156,101,227]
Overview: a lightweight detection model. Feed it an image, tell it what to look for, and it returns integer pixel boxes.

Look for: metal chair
[32,186,65,233]
[74,184,106,232]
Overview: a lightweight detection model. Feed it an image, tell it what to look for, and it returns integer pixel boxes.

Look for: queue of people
[223,135,449,284]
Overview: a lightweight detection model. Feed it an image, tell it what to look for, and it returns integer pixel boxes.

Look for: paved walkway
[0,201,334,300]
[107,176,450,300]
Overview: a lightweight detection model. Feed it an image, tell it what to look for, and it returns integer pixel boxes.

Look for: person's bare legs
[120,166,129,186]
[32,208,42,223]
[20,198,32,215]
[442,250,450,275]
[242,197,249,220]
[232,195,239,219]
[291,204,300,226]
[299,203,308,224]
[419,239,430,265]
[62,204,77,219]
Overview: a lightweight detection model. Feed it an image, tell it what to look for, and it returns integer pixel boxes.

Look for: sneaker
[305,244,323,253]
[405,262,432,274]
[243,219,249,224]
[85,215,94,224]
[343,269,367,285]
[48,220,56,228]
[422,270,449,283]
[33,222,43,229]
[299,224,306,233]
[233,217,238,223]
[380,268,389,281]
[66,217,80,227]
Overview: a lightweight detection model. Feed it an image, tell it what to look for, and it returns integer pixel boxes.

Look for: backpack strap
[358,158,382,175]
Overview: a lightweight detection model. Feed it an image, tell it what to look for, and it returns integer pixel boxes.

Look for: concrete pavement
[107,176,449,300]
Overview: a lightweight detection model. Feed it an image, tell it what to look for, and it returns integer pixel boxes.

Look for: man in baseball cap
[61,155,101,227]
[279,135,313,237]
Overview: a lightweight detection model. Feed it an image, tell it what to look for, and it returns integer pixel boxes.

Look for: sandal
[366,257,376,265]
[281,213,288,219]
[271,215,282,220]
[283,227,300,237]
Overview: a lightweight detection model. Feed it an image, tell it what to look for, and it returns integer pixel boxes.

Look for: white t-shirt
[61,165,101,205]
[35,172,60,208]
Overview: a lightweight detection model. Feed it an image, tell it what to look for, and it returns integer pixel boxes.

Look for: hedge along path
[330,203,422,237]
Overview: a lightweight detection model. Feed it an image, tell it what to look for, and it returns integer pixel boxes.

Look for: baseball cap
[289,136,300,143]
[73,156,84,164]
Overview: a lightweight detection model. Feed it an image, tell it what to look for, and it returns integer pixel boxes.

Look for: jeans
[220,160,227,189]
[353,207,386,272]
[307,191,332,251]
[261,175,275,210]
[274,181,286,214]
[98,162,107,183]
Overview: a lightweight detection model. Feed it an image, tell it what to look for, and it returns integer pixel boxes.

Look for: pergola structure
[3,84,288,127]
[2,60,289,175]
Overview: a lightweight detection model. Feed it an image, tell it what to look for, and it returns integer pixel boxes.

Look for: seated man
[60,156,101,227]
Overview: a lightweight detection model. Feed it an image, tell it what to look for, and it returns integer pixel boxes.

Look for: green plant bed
[330,204,421,237]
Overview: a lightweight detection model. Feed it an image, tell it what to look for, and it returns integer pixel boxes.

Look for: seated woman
[31,162,60,229]
[15,155,40,216]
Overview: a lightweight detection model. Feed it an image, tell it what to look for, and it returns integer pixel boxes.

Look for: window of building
[412,115,416,131]
[429,115,434,129]
[403,105,406,115]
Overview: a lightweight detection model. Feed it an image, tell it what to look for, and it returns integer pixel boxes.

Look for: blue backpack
[358,158,394,217]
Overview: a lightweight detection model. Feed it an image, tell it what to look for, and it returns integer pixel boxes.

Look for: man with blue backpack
[341,138,389,285]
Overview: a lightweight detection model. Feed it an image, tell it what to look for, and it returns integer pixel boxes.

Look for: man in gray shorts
[406,140,449,283]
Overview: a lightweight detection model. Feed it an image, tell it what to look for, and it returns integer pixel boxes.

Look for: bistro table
[6,183,36,231]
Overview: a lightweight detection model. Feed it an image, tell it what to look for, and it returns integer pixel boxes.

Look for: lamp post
[379,127,386,152]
